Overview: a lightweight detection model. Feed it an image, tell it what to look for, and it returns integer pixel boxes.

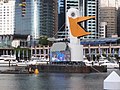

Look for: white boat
[27,56,49,65]
[83,56,92,66]
[17,60,28,66]
[83,60,93,66]
[100,60,119,69]
[0,55,18,66]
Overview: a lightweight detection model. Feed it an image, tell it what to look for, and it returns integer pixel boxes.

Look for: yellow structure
[19,3,26,7]
[34,68,39,74]
[69,16,95,37]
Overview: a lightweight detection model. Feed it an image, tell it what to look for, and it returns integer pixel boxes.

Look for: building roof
[13,34,29,40]
[80,37,120,45]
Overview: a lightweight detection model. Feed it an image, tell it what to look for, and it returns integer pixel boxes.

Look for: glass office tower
[15,0,57,39]
[15,0,33,36]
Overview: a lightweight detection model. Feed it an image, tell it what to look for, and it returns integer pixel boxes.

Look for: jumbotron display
[50,50,71,62]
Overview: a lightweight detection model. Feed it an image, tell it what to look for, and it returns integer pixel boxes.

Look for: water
[0,69,119,90]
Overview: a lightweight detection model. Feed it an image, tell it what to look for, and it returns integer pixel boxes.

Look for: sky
[100,0,120,8]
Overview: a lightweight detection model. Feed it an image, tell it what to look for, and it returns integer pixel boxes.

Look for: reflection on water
[0,69,119,90]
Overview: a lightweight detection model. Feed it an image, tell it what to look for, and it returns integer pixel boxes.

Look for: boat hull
[29,64,107,73]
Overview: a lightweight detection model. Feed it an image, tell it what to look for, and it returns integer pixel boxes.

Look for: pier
[29,64,107,73]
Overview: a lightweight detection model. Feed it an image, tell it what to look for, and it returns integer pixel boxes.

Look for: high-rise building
[57,0,66,38]
[15,0,58,39]
[100,7,117,37]
[31,0,40,39]
[0,0,15,35]
[66,0,79,9]
[117,7,120,37]
[99,22,107,38]
[83,0,99,39]
[39,0,58,38]
[15,0,33,36]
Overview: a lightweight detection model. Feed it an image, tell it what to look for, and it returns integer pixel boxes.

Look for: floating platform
[0,62,107,74]
[0,66,32,74]
[29,64,107,73]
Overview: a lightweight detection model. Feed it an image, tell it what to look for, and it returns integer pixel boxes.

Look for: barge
[29,61,107,73]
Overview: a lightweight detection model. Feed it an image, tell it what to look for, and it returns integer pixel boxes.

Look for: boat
[0,55,18,66]
[16,60,28,66]
[83,56,99,66]
[97,55,119,69]
[83,60,92,66]
[27,56,49,65]
[100,60,119,69]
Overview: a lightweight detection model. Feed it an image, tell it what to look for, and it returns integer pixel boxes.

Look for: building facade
[57,0,66,38]
[15,0,58,39]
[0,0,15,35]
[100,7,117,37]
[99,22,107,38]
[39,0,58,38]
[83,0,99,39]
[117,7,120,37]
[15,0,32,36]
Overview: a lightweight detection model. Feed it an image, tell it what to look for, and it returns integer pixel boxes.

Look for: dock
[0,66,31,74]
[29,64,107,73]
[0,63,107,74]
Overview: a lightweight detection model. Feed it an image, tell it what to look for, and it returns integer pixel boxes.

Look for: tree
[38,36,49,45]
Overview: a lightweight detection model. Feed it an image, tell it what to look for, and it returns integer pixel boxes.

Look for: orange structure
[69,16,95,37]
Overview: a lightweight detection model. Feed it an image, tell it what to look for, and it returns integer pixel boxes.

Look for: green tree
[38,36,49,45]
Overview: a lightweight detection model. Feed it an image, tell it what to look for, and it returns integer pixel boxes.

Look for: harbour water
[0,69,119,90]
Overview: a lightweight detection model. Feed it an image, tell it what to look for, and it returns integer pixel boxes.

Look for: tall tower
[57,0,66,38]
[15,0,32,36]
[31,0,40,39]
[117,7,120,37]
[83,0,99,39]
[100,7,117,37]
[39,0,58,38]
[15,0,57,39]
[0,0,15,35]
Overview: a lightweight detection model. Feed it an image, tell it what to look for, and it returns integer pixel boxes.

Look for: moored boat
[17,60,28,66]
[100,60,119,69]
[0,55,18,66]
[27,56,49,65]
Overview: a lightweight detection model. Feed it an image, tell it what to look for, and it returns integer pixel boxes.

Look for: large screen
[50,50,71,62]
